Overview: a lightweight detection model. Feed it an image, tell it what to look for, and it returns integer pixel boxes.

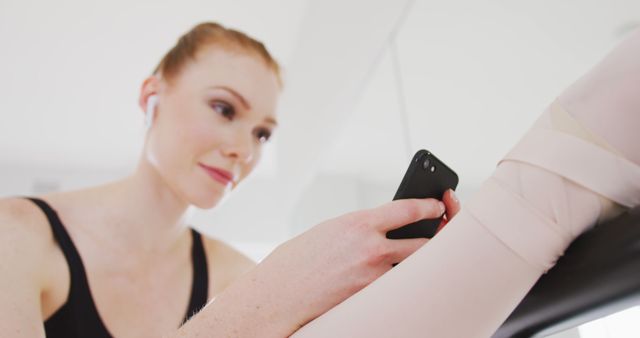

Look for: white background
[1,0,638,336]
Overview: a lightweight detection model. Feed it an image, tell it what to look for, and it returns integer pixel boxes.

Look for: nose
[222,131,254,164]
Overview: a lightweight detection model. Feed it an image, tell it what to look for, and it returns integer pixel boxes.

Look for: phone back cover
[387,150,459,239]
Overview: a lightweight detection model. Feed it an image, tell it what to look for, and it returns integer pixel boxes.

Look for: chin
[188,188,227,209]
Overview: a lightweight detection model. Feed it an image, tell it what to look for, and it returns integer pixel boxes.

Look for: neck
[60,160,194,257]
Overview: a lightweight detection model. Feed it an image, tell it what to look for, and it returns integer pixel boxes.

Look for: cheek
[189,123,220,156]
[146,123,188,181]
[174,108,226,159]
[148,113,212,174]
[146,118,227,206]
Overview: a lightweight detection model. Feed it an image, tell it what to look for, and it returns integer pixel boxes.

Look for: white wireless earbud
[145,95,158,129]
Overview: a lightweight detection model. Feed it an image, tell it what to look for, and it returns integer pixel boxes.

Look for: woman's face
[143,47,280,208]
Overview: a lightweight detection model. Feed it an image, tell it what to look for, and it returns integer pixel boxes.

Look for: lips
[198,163,235,186]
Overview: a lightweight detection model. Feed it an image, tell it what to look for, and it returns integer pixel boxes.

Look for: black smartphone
[386,149,459,239]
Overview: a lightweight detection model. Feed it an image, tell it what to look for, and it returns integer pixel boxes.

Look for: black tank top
[26,197,209,338]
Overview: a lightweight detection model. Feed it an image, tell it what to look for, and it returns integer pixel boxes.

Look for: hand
[182,193,462,338]
[251,193,461,333]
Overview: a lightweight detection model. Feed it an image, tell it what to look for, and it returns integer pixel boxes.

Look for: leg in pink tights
[291,30,640,338]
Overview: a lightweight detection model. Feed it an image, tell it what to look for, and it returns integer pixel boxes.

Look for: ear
[138,76,160,114]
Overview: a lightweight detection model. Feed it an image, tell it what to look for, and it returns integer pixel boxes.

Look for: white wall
[1,1,639,335]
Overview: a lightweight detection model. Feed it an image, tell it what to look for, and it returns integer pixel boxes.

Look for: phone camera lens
[430,165,436,173]
[422,158,431,170]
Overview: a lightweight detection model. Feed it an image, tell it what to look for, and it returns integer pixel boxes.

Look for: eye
[211,101,235,120]
[255,128,272,143]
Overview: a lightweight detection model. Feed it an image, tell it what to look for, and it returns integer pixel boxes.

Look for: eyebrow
[211,86,252,110]
[264,116,278,127]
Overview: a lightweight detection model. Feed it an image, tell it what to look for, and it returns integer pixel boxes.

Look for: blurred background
[1,0,638,336]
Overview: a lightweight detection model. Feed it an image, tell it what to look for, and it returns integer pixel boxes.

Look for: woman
[0,23,460,337]
[3,22,639,338]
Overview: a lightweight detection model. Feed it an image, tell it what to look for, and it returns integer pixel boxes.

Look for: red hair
[152,22,282,86]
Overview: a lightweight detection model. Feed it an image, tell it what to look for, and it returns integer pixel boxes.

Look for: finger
[443,189,461,220]
[436,215,448,234]
[386,237,429,264]
[435,190,460,235]
[368,199,445,232]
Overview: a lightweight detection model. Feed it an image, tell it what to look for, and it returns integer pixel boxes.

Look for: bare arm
[171,263,306,337]
[0,199,49,337]
[166,197,455,337]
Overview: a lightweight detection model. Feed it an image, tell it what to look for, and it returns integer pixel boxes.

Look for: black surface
[493,206,640,338]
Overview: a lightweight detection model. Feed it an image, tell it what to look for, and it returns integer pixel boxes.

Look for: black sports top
[26,197,209,338]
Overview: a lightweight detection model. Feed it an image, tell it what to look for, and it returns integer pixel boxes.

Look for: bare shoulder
[198,232,257,296]
[0,197,54,302]
[0,197,53,254]
[0,198,51,338]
